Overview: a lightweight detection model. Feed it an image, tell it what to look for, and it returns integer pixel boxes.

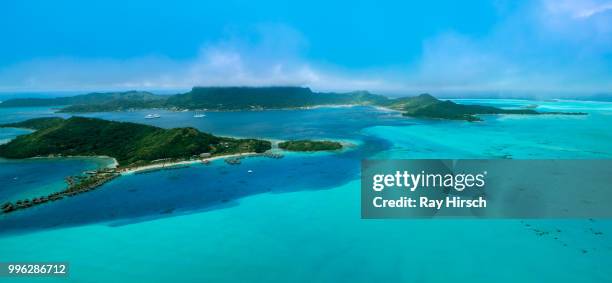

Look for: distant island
[383,93,586,122]
[0,86,587,121]
[278,140,343,151]
[0,91,165,109]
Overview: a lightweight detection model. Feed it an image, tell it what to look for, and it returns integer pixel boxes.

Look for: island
[0,117,272,213]
[0,117,271,165]
[381,93,587,121]
[278,140,343,151]
[0,87,587,121]
[0,91,165,109]
[0,116,354,214]
[162,87,385,110]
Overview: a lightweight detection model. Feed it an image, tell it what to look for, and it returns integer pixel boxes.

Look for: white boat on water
[193,111,206,118]
[145,114,161,119]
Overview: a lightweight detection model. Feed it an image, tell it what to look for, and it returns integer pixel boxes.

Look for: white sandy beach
[28,155,119,168]
[120,152,258,175]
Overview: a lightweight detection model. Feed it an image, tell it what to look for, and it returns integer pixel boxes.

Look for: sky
[0,0,611,96]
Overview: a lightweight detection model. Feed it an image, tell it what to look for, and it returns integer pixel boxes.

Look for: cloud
[575,3,612,18]
[543,0,612,19]
[409,33,519,91]
[0,51,389,93]
[399,0,612,94]
[0,2,611,96]
[0,24,394,93]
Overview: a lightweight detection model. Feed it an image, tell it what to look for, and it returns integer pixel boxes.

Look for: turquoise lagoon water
[0,128,31,146]
[0,100,611,282]
[0,158,113,202]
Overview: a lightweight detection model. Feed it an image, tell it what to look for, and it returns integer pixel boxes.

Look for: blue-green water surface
[0,100,611,282]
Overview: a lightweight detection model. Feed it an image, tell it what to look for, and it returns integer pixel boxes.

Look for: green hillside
[0,117,65,130]
[0,87,586,121]
[165,87,386,110]
[0,91,166,110]
[278,140,343,151]
[0,117,271,166]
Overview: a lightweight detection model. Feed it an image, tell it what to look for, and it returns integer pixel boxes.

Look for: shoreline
[1,152,261,214]
[119,152,258,175]
[56,104,393,114]
[28,155,119,169]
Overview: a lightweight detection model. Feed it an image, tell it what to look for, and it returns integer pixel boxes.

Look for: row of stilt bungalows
[1,172,119,214]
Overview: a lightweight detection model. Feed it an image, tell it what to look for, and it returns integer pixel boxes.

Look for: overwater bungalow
[262,152,284,159]
[2,203,14,213]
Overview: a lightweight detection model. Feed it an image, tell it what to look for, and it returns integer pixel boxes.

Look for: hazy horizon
[0,86,610,101]
[1,0,612,95]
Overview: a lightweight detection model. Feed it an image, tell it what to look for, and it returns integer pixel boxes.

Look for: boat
[193,111,206,118]
[225,158,241,165]
[145,114,161,119]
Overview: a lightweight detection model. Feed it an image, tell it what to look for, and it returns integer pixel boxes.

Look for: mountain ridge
[0,86,587,121]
